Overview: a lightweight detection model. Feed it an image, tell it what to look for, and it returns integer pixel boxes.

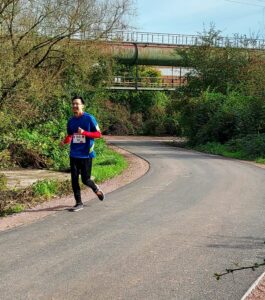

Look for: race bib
[73,134,86,144]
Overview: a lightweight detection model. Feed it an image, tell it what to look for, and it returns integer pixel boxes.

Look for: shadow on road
[207,235,265,250]
[24,205,72,213]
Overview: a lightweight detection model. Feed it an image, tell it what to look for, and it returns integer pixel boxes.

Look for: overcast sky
[135,0,265,38]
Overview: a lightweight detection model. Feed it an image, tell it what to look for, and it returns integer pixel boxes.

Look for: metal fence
[112,76,186,89]
[2,25,264,50]
[100,31,265,50]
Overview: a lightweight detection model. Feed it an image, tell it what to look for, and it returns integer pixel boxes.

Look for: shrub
[180,91,265,145]
[227,134,265,159]
[194,134,265,161]
[0,150,14,169]
[99,100,135,135]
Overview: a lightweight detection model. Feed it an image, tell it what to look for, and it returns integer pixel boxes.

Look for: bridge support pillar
[135,64,138,91]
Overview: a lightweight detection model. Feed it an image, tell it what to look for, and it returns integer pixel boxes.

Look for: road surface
[1,139,265,300]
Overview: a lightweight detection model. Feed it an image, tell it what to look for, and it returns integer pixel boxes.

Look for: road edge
[242,272,265,300]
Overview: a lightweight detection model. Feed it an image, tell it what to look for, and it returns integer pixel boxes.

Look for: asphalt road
[1,140,265,300]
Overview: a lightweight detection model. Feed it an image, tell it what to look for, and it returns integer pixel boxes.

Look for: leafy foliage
[174,26,265,150]
[193,134,265,162]
[179,91,265,145]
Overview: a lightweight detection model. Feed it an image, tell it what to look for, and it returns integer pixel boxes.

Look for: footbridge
[78,30,265,90]
[104,31,265,49]
[101,31,265,66]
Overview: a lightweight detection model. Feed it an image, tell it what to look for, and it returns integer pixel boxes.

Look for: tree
[177,25,250,95]
[0,0,134,108]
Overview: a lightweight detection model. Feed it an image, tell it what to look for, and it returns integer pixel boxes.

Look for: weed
[0,173,7,191]
[32,180,59,198]
[4,204,25,215]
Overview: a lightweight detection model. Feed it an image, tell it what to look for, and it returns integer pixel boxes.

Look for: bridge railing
[3,26,264,50]
[112,76,186,88]
[100,31,265,50]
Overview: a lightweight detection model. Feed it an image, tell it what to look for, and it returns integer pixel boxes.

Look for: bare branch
[0,0,135,107]
[0,0,14,16]
[214,260,265,280]
[14,13,48,50]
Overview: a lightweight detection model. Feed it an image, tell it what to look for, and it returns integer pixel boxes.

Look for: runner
[61,96,105,211]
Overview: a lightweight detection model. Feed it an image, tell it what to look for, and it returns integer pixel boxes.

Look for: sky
[135,0,265,38]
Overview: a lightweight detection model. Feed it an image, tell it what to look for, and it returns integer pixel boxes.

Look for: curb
[241,272,265,300]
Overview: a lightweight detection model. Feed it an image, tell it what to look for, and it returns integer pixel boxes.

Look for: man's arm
[60,119,73,145]
[76,114,102,139]
[60,135,72,146]
[63,135,73,143]
[78,127,101,138]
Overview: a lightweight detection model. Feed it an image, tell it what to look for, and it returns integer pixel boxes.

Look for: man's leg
[80,158,105,201]
[70,157,83,205]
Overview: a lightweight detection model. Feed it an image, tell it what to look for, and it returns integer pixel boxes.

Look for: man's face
[72,98,84,114]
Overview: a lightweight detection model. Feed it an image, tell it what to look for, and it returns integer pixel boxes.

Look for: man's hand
[78,127,84,134]
[60,135,72,146]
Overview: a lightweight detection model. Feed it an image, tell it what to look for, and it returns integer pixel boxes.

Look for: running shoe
[95,188,105,201]
[70,203,84,212]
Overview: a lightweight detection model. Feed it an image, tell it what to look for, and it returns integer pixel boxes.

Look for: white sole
[70,207,84,212]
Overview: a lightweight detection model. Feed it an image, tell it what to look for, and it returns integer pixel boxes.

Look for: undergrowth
[190,134,265,163]
[0,140,127,216]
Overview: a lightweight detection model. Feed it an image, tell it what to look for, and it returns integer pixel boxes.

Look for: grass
[0,139,128,216]
[93,148,128,183]
[4,204,25,215]
[194,142,245,159]
[256,158,265,164]
[32,180,59,198]
[188,141,265,163]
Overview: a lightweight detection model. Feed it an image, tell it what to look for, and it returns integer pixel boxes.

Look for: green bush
[4,119,70,170]
[177,26,249,95]
[174,26,265,151]
[227,134,265,158]
[195,142,244,159]
[194,134,265,162]
[180,91,265,145]
[143,104,167,135]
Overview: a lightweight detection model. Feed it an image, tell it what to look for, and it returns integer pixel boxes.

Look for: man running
[61,96,105,212]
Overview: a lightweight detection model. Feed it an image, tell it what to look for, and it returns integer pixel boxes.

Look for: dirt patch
[1,169,71,190]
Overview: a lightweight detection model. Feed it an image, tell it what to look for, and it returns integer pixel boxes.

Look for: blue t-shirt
[67,112,99,158]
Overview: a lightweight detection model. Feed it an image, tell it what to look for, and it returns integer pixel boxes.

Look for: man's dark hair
[71,96,85,104]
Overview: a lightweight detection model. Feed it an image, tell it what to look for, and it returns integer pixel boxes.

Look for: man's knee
[82,178,92,186]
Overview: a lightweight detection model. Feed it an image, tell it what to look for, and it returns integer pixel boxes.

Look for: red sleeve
[63,135,72,144]
[81,131,101,139]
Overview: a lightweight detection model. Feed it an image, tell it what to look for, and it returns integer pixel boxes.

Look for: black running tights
[70,157,98,204]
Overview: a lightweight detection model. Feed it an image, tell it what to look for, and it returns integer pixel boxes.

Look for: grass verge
[0,140,127,216]
[168,134,265,164]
